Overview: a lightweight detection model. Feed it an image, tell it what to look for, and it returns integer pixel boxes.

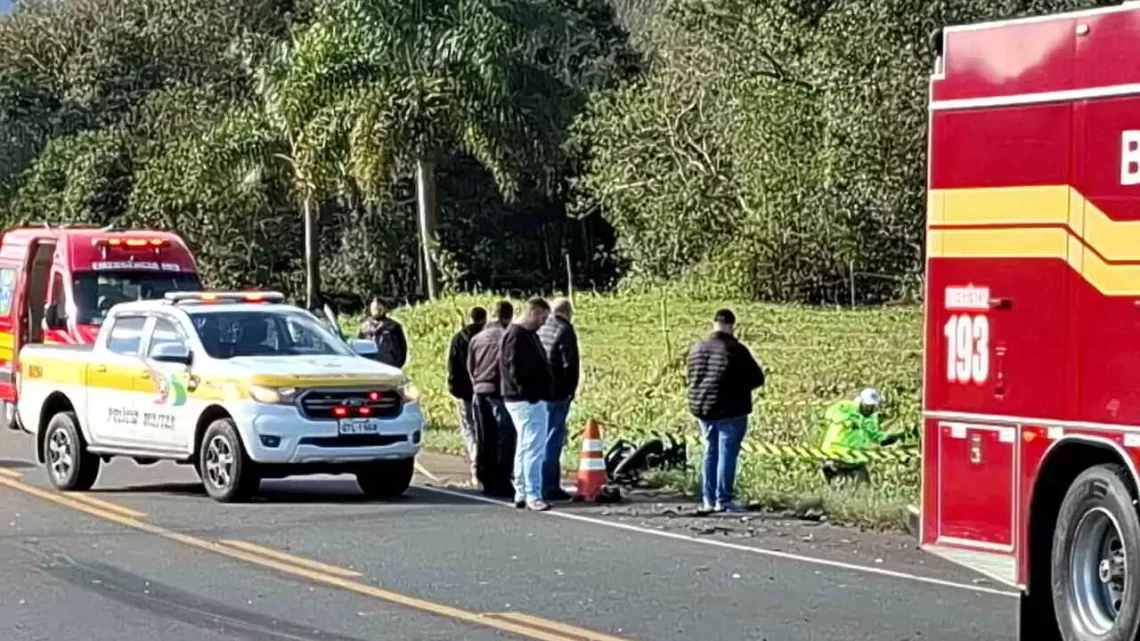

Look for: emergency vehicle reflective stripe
[928,185,1140,296]
[18,354,407,402]
[0,331,13,362]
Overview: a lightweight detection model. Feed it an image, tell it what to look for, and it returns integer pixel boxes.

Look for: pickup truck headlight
[248,385,298,405]
[398,382,421,404]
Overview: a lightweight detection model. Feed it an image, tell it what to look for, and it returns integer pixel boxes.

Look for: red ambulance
[0,226,200,429]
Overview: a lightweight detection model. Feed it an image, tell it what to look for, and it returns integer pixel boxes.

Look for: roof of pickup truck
[109,301,306,316]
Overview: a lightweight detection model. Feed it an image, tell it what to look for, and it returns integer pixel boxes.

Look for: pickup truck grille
[297,389,402,420]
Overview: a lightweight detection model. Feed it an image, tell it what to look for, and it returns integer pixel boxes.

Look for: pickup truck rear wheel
[356,458,414,500]
[1052,464,1140,641]
[43,411,99,491]
[200,419,259,503]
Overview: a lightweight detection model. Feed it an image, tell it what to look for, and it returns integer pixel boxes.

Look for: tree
[276,0,573,299]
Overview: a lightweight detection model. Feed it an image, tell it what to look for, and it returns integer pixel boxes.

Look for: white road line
[414,484,1019,599]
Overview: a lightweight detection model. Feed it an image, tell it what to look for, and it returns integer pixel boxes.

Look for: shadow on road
[0,457,36,470]
[92,478,476,507]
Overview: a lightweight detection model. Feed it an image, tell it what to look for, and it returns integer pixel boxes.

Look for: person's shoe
[545,488,573,502]
[526,499,552,512]
[717,501,747,514]
[514,495,526,509]
[695,502,716,516]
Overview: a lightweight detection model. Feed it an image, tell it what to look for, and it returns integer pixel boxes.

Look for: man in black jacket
[448,306,486,486]
[537,297,579,501]
[499,298,553,511]
[467,301,516,497]
[686,309,765,514]
[358,296,408,368]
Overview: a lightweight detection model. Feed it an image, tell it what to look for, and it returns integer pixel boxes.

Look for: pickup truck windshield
[189,310,350,359]
[74,271,201,325]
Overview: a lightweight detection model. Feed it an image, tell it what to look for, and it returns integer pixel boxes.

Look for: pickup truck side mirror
[44,303,65,330]
[350,339,379,358]
[152,342,193,366]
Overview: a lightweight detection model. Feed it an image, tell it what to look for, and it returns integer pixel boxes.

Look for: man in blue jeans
[538,298,579,501]
[499,298,554,511]
[685,309,766,514]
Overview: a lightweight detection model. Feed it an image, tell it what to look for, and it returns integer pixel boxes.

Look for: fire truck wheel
[43,411,100,492]
[1052,464,1140,641]
[199,419,259,503]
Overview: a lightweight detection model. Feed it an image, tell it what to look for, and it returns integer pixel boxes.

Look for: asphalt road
[0,432,1016,641]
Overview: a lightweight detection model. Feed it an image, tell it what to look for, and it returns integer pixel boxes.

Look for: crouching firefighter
[819,388,903,484]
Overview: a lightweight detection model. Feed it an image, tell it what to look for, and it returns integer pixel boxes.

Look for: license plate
[338,418,381,436]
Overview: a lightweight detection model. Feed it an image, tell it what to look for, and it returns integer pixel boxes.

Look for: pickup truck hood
[225,355,405,388]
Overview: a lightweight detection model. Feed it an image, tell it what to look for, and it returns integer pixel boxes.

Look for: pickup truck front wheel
[200,419,259,503]
[356,458,414,500]
[43,411,99,492]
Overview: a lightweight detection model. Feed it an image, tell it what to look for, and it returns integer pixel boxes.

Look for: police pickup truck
[16,291,424,502]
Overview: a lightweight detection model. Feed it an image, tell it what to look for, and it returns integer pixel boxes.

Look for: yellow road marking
[489,612,632,641]
[413,460,443,483]
[0,477,636,641]
[62,493,147,520]
[218,540,362,578]
[0,467,23,479]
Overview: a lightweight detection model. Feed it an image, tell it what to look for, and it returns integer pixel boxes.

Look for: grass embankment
[357,286,923,527]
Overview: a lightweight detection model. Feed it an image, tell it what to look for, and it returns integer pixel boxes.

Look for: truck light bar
[92,237,168,248]
[164,291,286,305]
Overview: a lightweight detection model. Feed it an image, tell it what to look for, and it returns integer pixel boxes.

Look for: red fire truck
[923,4,1140,640]
[0,226,200,429]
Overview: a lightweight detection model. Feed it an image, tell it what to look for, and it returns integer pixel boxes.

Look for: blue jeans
[543,399,571,497]
[699,416,748,507]
[505,400,548,502]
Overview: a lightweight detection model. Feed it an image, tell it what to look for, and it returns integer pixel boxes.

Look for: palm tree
[278,0,569,299]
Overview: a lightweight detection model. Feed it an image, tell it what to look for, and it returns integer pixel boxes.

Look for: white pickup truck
[16,291,424,502]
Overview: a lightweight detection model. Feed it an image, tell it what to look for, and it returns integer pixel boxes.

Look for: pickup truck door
[137,315,194,453]
[87,314,149,447]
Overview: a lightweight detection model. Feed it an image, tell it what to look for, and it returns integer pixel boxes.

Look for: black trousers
[472,394,517,497]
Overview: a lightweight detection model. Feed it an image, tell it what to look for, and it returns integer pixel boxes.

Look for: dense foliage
[0,0,1119,304]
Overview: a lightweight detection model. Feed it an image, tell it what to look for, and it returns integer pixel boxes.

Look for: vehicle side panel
[925,7,1140,592]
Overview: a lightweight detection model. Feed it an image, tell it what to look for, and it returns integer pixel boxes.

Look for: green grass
[352,285,923,528]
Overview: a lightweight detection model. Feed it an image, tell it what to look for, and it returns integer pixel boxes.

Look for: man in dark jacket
[358,296,408,368]
[499,298,553,511]
[448,306,487,485]
[686,308,765,514]
[537,297,579,501]
[467,301,516,497]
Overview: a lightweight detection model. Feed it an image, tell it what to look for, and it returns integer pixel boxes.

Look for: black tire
[42,411,100,491]
[199,418,259,503]
[1052,464,1140,641]
[356,458,415,500]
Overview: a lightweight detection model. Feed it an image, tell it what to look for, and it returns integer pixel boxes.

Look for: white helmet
[856,387,883,409]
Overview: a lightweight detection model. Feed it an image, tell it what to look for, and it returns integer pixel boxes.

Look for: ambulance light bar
[164,291,285,305]
[92,237,169,248]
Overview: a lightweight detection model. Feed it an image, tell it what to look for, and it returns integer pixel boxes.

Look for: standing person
[358,296,408,368]
[500,298,553,511]
[537,297,579,501]
[686,309,765,514]
[448,306,487,486]
[467,301,517,498]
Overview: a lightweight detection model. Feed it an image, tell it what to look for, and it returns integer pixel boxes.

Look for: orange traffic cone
[574,419,608,502]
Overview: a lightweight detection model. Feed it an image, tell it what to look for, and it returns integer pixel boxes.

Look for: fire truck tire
[42,411,100,492]
[1052,464,1140,641]
[199,419,259,503]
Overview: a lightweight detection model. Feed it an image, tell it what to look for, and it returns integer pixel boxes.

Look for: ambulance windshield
[73,270,202,325]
